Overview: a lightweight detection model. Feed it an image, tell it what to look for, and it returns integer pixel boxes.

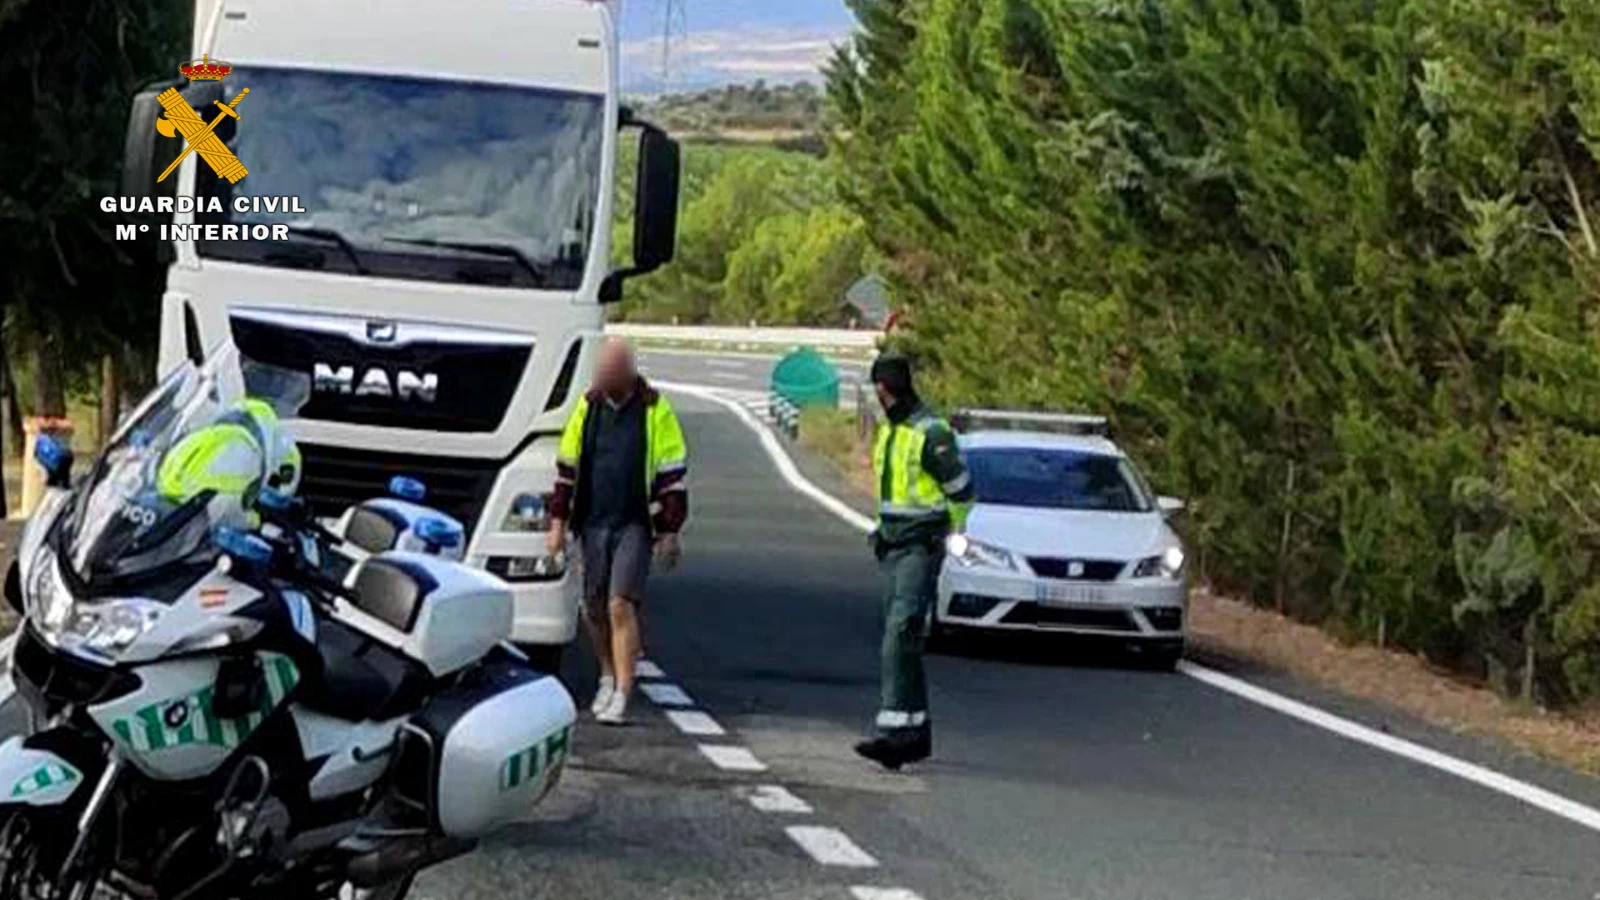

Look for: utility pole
[659,0,686,92]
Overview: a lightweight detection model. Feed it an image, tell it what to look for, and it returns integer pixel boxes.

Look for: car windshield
[965,447,1153,512]
[192,67,605,290]
[53,346,310,593]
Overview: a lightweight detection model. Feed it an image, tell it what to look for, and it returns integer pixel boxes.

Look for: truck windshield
[192,67,604,291]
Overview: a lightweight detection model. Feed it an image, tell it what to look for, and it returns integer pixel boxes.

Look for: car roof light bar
[951,409,1110,437]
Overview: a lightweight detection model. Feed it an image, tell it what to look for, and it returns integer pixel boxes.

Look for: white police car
[935,410,1188,668]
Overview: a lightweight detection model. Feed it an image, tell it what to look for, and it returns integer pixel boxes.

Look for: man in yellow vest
[857,353,973,770]
[548,339,689,725]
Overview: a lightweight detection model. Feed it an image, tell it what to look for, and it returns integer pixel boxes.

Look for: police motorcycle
[0,345,577,899]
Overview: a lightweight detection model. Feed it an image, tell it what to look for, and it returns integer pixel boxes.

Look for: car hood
[965,504,1173,559]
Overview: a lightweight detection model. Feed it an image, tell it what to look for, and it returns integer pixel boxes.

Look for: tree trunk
[29,338,66,419]
[2,340,20,461]
[98,353,120,449]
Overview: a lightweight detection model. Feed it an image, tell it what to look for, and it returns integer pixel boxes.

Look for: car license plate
[1036,582,1105,605]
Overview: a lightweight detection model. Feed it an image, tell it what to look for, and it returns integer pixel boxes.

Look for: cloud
[621,25,851,92]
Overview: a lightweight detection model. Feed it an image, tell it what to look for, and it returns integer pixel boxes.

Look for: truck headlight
[945,534,1020,571]
[487,551,567,583]
[1132,546,1186,580]
[501,493,553,533]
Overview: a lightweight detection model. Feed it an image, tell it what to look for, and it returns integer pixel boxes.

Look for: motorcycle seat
[301,618,433,721]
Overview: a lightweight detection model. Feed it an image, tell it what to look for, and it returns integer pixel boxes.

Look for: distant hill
[631,81,825,153]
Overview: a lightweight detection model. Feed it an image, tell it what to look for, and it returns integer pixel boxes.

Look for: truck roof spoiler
[951,409,1110,437]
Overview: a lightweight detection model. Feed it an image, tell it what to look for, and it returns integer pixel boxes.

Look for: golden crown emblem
[180,54,232,81]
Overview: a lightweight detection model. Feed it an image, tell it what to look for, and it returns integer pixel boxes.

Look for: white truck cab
[120,0,681,665]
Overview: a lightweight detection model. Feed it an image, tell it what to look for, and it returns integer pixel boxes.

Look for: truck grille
[1026,558,1125,581]
[231,313,531,433]
[1002,603,1138,632]
[299,443,501,538]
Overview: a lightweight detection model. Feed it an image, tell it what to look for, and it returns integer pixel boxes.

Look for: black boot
[854,726,932,771]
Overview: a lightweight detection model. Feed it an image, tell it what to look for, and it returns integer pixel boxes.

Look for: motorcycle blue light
[415,516,462,550]
[33,434,69,475]
[214,527,274,565]
[389,476,427,502]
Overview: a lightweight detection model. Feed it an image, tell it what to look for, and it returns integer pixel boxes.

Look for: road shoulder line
[660,378,1600,836]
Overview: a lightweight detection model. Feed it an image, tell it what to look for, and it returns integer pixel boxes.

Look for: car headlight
[1132,546,1186,580]
[502,493,553,533]
[63,599,165,658]
[945,533,1020,571]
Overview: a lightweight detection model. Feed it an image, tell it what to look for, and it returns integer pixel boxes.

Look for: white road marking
[743,784,814,814]
[710,371,748,382]
[851,889,925,900]
[1179,662,1600,833]
[706,358,752,370]
[662,378,1600,837]
[639,682,695,707]
[665,709,726,736]
[785,825,879,868]
[658,381,875,533]
[636,659,665,679]
[698,744,768,772]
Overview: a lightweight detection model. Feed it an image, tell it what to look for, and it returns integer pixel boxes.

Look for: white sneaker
[590,676,616,716]
[596,689,629,726]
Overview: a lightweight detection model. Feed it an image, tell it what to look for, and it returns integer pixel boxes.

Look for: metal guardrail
[609,324,880,350]
[767,392,801,439]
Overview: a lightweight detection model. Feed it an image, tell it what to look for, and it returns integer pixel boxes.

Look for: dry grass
[1189,587,1600,773]
[796,407,877,498]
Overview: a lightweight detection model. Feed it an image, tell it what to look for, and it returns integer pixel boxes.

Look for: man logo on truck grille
[313,363,439,403]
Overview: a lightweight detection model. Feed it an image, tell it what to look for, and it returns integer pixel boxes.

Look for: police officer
[856,353,974,770]
[157,396,302,512]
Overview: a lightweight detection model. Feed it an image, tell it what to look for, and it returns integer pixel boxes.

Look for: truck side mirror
[600,121,681,304]
[634,127,681,273]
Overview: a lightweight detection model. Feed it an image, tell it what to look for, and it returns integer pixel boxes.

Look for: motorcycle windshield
[53,345,310,593]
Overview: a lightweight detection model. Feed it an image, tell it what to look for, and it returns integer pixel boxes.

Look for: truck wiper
[381,237,551,287]
[282,225,369,274]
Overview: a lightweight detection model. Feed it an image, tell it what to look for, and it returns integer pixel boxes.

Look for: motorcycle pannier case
[393,661,576,839]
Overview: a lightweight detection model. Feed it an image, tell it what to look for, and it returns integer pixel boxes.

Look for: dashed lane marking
[660,378,1600,838]
[743,784,814,814]
[850,889,925,900]
[785,825,879,868]
[639,682,695,707]
[636,659,666,679]
[665,709,726,736]
[698,744,769,772]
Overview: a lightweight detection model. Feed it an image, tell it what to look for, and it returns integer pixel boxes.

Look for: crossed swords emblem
[154,86,251,183]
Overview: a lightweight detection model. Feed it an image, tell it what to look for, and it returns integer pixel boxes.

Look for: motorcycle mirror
[389,476,427,502]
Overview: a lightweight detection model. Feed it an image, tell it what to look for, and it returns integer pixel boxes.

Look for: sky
[615,0,857,93]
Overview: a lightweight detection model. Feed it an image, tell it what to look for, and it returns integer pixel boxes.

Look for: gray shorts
[580,522,652,612]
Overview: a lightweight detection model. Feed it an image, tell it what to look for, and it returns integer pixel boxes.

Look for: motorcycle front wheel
[0,807,109,900]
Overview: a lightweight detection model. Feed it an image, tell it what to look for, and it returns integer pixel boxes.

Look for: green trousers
[876,540,941,735]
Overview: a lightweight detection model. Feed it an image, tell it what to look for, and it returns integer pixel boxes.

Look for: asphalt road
[5,386,1600,899]
[637,348,869,400]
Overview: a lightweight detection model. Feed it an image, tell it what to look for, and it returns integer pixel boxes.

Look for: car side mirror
[123,79,207,268]
[600,120,681,304]
[1157,496,1186,517]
